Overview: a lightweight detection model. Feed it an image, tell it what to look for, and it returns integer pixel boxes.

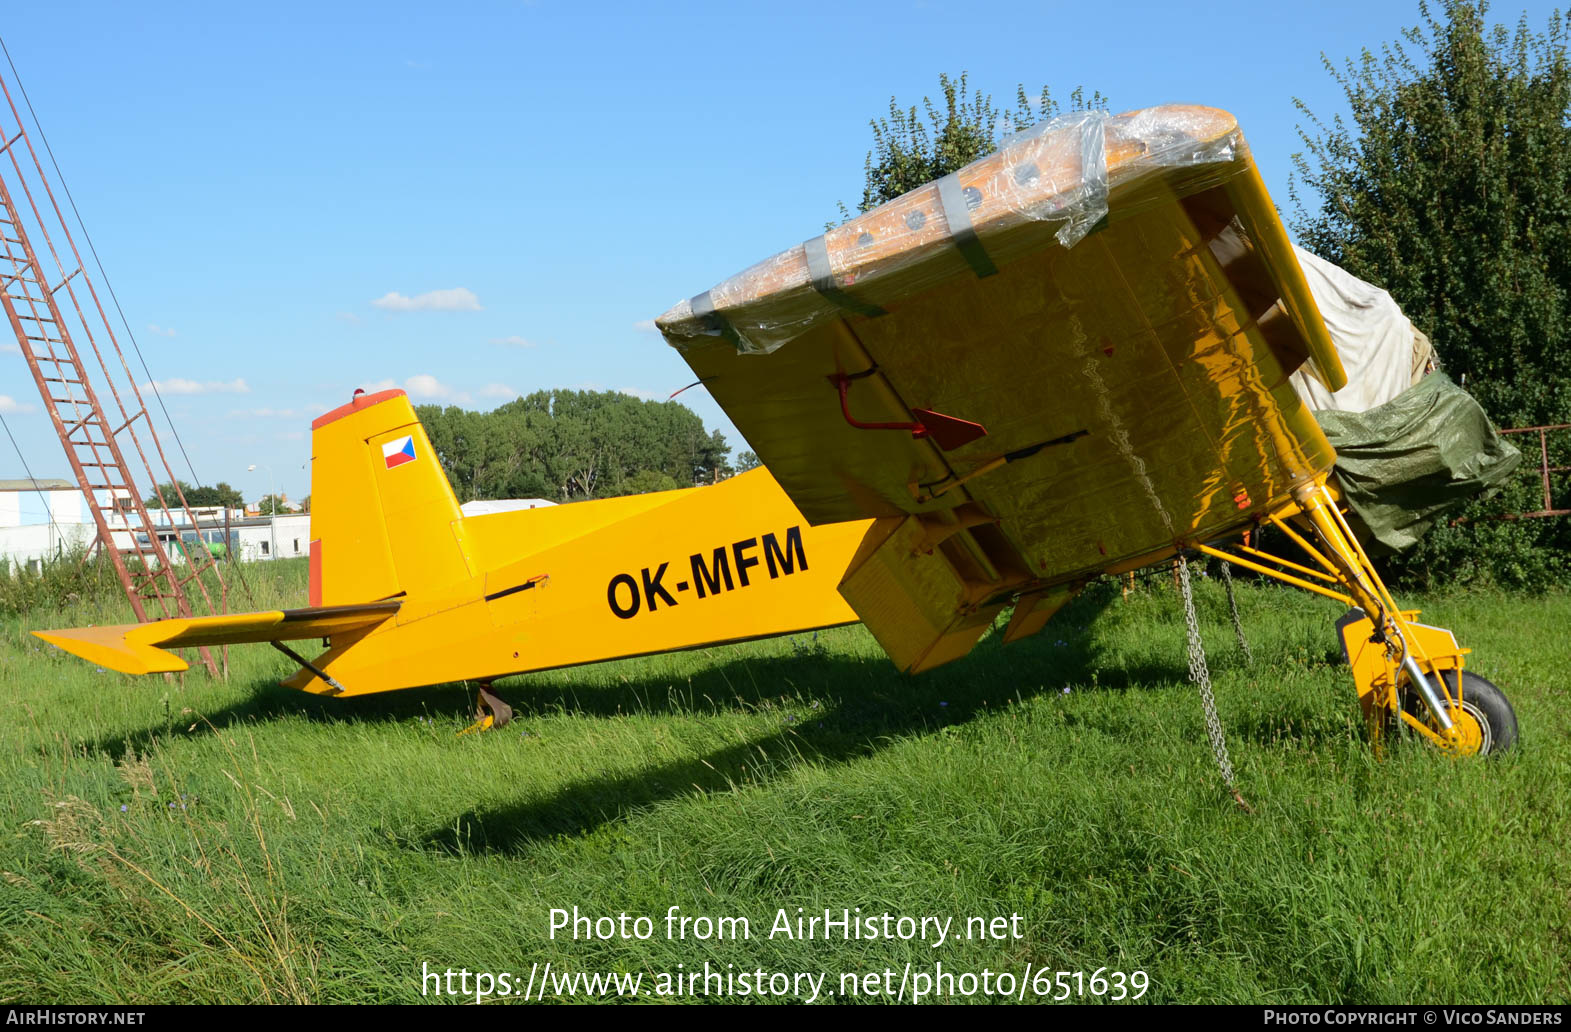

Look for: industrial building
[0,478,96,573]
[0,476,311,572]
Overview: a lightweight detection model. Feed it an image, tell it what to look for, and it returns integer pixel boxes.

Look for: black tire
[1406,669,1518,756]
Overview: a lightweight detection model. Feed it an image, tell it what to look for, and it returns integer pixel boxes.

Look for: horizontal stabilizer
[33,601,401,675]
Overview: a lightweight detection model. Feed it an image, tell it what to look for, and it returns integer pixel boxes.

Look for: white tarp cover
[1284,248,1520,553]
[1289,246,1434,413]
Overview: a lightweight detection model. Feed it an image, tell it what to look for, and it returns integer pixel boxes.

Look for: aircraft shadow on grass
[68,584,1110,754]
[415,651,1355,859]
[411,585,1335,858]
[65,583,1343,853]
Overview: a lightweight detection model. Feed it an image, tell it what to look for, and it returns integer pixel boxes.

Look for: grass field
[1,558,1567,1004]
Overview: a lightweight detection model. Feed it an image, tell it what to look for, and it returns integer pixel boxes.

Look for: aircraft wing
[33,601,401,675]
[656,106,1347,671]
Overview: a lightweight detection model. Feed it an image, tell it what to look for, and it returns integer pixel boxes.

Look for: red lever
[830,373,986,451]
[911,407,989,451]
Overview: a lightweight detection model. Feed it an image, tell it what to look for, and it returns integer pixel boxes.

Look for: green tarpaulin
[1316,374,1520,555]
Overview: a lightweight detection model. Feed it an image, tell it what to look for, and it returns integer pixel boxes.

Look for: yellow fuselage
[285,468,871,696]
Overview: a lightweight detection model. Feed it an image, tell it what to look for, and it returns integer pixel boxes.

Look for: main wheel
[1405,669,1518,756]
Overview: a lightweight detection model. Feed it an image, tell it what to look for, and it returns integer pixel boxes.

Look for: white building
[0,478,98,574]
[5,476,560,574]
[229,513,312,563]
[1,476,314,572]
[132,513,312,564]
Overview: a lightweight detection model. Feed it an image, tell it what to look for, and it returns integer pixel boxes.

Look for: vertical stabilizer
[307,390,471,605]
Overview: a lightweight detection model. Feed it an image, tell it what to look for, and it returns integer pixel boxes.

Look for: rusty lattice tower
[0,56,226,675]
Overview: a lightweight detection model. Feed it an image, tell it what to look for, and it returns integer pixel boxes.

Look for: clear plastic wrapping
[657,105,1247,356]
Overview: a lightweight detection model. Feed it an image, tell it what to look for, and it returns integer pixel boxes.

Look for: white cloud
[0,341,18,354]
[146,324,177,337]
[371,287,482,312]
[403,373,468,401]
[0,394,35,414]
[144,377,250,395]
[633,319,658,333]
[229,406,304,419]
[490,335,536,348]
[353,375,523,407]
[335,311,362,324]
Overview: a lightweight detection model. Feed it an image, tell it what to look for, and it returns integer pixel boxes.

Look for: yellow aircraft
[34,105,1516,755]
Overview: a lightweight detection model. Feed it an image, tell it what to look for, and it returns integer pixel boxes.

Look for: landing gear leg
[458,681,513,735]
[1200,473,1520,757]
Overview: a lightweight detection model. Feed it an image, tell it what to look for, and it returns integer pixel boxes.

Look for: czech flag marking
[382,435,417,469]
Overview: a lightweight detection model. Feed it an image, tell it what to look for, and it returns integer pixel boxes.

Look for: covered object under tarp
[1289,247,1519,553]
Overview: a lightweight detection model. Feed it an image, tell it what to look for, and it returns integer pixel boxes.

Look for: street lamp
[247,463,277,561]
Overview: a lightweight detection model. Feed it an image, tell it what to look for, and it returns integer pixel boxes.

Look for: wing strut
[271,641,347,694]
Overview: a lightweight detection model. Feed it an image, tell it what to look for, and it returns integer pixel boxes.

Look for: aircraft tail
[33,602,401,675]
[32,390,463,678]
[307,389,472,605]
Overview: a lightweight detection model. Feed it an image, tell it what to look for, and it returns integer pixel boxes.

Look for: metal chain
[1177,557,1238,790]
[1218,558,1254,665]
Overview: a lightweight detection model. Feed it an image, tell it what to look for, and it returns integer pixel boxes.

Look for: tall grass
[0,570,1566,1003]
[0,549,304,622]
[0,547,125,618]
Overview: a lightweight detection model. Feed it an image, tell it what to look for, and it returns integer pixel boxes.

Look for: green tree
[844,74,1106,217]
[1292,0,1571,587]
[143,481,189,507]
[196,482,245,508]
[624,470,679,494]
[734,451,761,473]
[254,493,290,515]
[417,389,730,504]
[143,480,243,509]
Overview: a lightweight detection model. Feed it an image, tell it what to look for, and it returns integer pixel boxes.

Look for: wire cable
[0,34,203,487]
[0,405,75,557]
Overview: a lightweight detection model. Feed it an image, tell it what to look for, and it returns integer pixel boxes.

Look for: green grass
[1,559,1567,1004]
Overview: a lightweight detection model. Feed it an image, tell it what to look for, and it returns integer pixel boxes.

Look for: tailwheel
[1404,669,1518,756]
[457,682,514,736]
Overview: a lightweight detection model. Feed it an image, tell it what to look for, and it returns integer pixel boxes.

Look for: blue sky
[0,0,1562,503]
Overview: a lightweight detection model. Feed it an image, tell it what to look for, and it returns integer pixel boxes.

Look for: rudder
[308,389,471,605]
